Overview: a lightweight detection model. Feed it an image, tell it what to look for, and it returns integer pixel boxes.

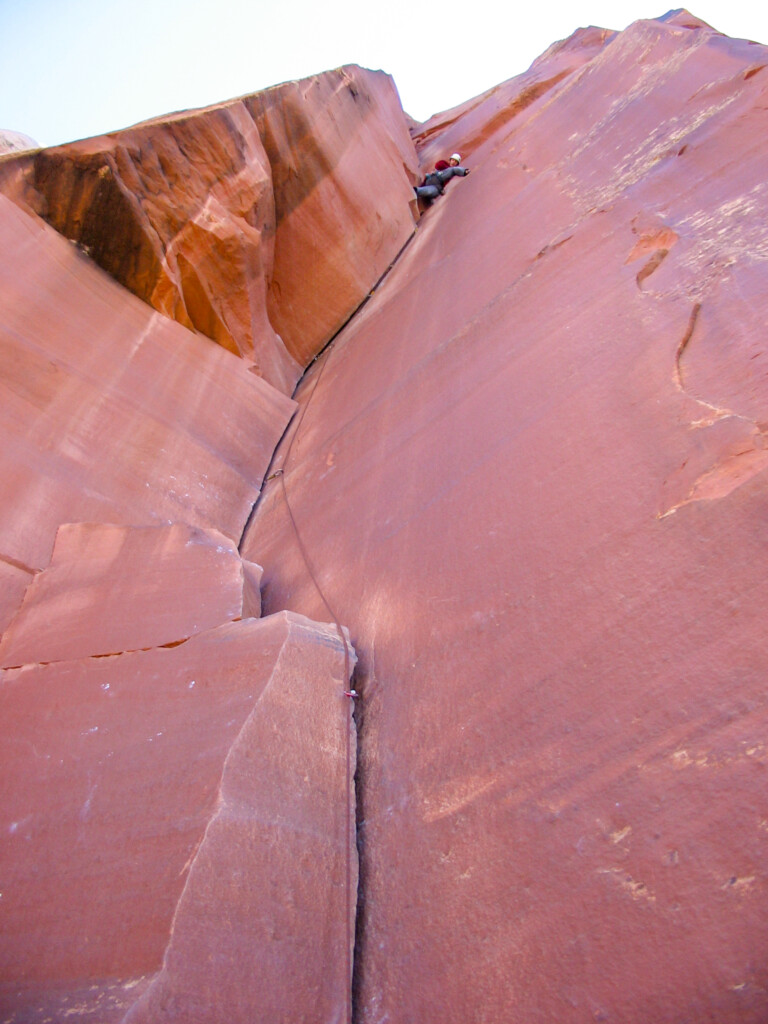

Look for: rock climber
[414,153,470,203]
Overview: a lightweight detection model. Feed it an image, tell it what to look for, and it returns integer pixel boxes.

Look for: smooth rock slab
[0,192,295,579]
[244,14,768,1023]
[0,522,262,667]
[0,612,356,1023]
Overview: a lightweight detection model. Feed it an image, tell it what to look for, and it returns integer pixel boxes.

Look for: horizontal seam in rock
[0,634,196,672]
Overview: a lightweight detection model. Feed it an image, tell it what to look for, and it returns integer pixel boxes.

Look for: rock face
[29,103,297,392]
[1,67,420,392]
[4,12,768,1024]
[0,110,358,1020]
[246,70,420,368]
[243,12,768,1022]
[0,522,262,667]
[0,613,356,1023]
[0,191,294,580]
[125,617,357,1024]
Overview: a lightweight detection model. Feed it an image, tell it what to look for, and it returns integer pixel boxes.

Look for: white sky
[2,0,768,148]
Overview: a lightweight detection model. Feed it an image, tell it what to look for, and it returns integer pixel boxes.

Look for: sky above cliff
[2,0,768,147]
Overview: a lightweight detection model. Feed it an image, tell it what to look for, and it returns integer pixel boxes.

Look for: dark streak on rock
[675,302,702,390]
[0,552,37,575]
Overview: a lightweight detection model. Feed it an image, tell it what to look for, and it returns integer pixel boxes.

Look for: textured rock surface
[1,67,419,390]
[415,25,613,176]
[25,104,297,392]
[0,522,262,667]
[243,13,768,1022]
[246,69,420,367]
[0,612,356,1023]
[0,191,294,584]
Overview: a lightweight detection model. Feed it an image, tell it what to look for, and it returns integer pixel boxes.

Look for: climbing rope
[267,224,417,1022]
[271,352,356,1022]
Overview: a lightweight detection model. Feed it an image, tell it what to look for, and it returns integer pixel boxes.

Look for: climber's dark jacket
[414,164,470,202]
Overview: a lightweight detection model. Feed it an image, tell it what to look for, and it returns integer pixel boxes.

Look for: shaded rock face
[243,12,768,1023]
[30,104,295,390]
[1,66,419,392]
[4,12,768,1024]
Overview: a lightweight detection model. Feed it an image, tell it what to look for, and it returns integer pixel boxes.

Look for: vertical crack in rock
[238,226,417,545]
[10,11,768,1022]
[235,226,420,1022]
[0,615,356,1021]
[120,615,357,1024]
[350,688,368,1024]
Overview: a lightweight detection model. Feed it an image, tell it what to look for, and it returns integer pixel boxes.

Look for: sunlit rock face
[3,11,768,1022]
[244,11,768,1022]
[245,70,420,368]
[0,152,358,1020]
[0,67,419,392]
[0,613,356,1024]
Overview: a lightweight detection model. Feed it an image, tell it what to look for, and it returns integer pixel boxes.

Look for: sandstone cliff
[0,67,419,393]
[3,10,768,1023]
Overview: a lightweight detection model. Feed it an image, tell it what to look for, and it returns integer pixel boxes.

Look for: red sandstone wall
[1,613,355,1022]
[4,12,768,1021]
[0,79,360,1017]
[243,12,768,1022]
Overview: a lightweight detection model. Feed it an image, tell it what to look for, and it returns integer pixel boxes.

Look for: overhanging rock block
[2,66,420,389]
[27,102,298,393]
[0,612,356,1023]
